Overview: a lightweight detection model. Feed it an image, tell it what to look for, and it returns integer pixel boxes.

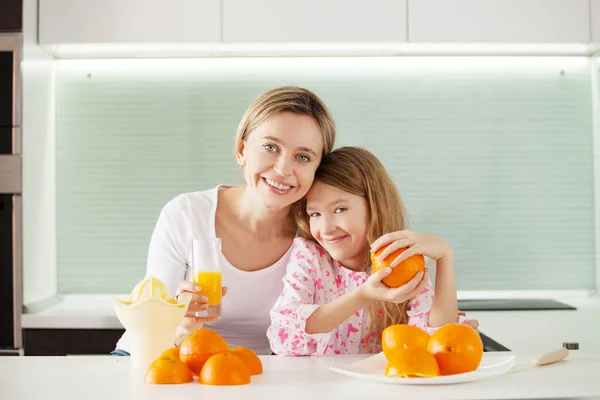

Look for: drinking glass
[191,238,222,318]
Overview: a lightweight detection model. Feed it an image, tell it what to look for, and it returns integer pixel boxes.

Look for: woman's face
[237,112,324,211]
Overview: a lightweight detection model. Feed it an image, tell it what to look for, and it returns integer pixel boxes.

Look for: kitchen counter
[22,295,600,355]
[22,294,126,330]
[465,296,600,354]
[2,352,599,400]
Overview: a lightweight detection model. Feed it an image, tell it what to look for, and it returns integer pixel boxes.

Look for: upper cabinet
[592,0,600,42]
[0,0,23,32]
[408,0,590,43]
[36,0,598,47]
[39,0,221,44]
[222,0,407,42]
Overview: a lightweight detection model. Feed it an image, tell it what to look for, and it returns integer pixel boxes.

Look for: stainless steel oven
[0,33,22,356]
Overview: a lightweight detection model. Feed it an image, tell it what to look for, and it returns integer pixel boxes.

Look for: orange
[370,245,425,288]
[199,352,251,385]
[144,353,194,384]
[159,347,180,359]
[381,324,431,360]
[179,328,229,375]
[227,347,263,375]
[427,323,483,376]
[384,348,440,378]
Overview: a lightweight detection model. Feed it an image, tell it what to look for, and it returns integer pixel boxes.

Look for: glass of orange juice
[191,238,222,318]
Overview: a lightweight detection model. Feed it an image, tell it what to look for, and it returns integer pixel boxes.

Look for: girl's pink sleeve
[267,240,333,356]
[406,278,469,335]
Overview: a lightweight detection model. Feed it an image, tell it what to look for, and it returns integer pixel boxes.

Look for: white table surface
[1,352,599,400]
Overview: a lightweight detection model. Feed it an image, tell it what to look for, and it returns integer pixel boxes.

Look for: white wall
[21,0,57,305]
[593,58,600,298]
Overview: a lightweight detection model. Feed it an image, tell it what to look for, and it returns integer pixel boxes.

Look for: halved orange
[384,347,440,378]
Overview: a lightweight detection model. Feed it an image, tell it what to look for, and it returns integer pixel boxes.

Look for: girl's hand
[370,230,452,267]
[174,281,228,345]
[358,267,429,304]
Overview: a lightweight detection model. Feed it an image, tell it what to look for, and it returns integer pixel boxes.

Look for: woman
[114,86,336,355]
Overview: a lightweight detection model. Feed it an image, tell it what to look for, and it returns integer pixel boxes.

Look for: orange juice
[193,271,222,317]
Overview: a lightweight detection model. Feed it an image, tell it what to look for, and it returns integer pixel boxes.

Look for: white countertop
[2,352,599,400]
[22,294,126,330]
[465,297,600,354]
[22,295,600,355]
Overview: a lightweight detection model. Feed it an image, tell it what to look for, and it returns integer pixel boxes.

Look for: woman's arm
[116,196,214,351]
[145,196,189,293]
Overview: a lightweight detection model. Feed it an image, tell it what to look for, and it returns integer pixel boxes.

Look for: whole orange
[179,328,229,375]
[370,245,425,288]
[427,323,483,376]
[381,324,431,360]
[227,347,263,375]
[384,347,440,378]
[199,353,251,385]
[144,354,194,384]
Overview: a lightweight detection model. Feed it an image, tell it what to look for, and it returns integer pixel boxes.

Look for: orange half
[384,348,441,378]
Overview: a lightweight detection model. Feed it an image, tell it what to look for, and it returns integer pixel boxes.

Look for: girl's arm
[427,253,458,327]
[309,266,430,333]
[406,267,469,334]
[305,290,368,334]
[370,230,463,331]
[267,240,338,356]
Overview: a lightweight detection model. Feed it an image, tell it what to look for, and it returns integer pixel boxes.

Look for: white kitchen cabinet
[591,0,600,42]
[39,0,221,44]
[408,0,590,43]
[222,0,407,42]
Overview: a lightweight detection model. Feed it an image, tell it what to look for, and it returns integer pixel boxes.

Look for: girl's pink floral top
[267,237,469,356]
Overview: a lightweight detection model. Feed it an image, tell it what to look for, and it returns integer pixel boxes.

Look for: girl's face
[305,181,370,270]
[237,112,323,211]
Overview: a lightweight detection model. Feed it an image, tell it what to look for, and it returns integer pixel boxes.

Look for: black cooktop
[457,299,576,311]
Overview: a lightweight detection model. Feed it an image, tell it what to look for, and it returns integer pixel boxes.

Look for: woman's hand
[174,281,227,345]
[458,310,480,332]
[358,267,428,304]
[370,230,452,266]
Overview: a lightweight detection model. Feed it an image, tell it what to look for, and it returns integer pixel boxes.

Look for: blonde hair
[235,86,336,158]
[295,146,411,351]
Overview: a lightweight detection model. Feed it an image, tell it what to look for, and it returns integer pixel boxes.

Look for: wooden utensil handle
[534,348,569,366]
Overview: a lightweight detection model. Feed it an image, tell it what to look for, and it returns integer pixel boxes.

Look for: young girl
[267,146,471,356]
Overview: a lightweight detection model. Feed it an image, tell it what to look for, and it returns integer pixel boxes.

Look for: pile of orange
[144,328,263,385]
[382,323,483,378]
[370,245,425,288]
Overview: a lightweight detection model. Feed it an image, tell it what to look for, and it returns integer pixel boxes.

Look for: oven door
[0,33,22,356]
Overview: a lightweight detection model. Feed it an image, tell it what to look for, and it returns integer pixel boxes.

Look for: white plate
[329,352,516,385]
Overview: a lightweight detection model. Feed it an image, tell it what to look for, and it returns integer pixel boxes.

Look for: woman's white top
[116,185,292,354]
